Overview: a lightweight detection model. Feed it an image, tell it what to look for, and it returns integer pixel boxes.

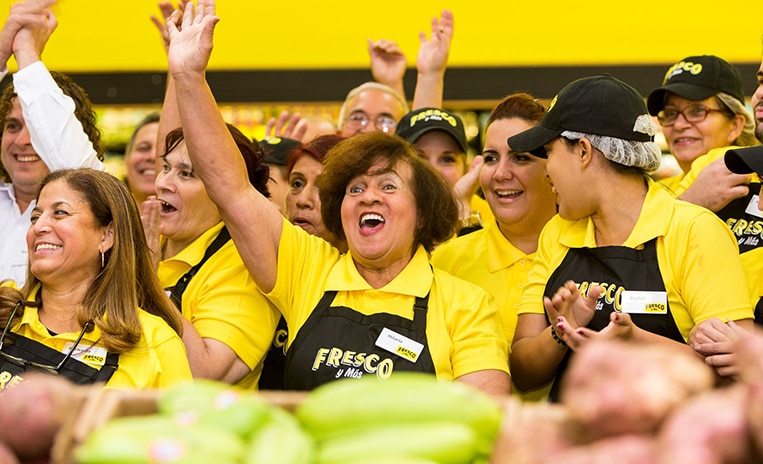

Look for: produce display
[73,374,503,464]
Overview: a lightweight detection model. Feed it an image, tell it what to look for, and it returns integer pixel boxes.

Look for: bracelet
[550,325,567,349]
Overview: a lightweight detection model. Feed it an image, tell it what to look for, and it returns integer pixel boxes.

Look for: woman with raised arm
[165,1,509,395]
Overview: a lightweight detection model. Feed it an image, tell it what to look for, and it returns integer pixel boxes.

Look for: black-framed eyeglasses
[346,111,397,133]
[657,104,728,126]
[0,302,93,375]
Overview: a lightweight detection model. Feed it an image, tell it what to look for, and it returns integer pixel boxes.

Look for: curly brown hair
[316,132,459,253]
[0,71,105,183]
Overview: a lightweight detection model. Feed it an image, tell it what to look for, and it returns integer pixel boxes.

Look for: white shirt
[0,62,103,285]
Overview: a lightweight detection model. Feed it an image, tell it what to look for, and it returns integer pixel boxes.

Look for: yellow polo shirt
[265,218,509,381]
[2,284,192,390]
[159,222,281,390]
[519,180,753,340]
[666,146,763,311]
[431,220,552,401]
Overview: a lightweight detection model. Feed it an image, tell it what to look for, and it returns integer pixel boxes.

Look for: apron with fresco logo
[284,290,436,390]
[544,238,684,401]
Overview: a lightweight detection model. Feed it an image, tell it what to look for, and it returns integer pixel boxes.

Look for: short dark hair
[286,134,345,177]
[163,124,270,197]
[487,92,546,127]
[316,132,458,253]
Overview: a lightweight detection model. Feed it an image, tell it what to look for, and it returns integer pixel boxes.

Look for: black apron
[284,290,436,390]
[258,316,288,390]
[0,332,119,389]
[714,183,763,325]
[544,238,684,402]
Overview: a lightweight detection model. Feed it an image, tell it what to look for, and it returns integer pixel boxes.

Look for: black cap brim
[401,126,468,154]
[647,83,718,115]
[507,124,563,158]
[724,146,763,175]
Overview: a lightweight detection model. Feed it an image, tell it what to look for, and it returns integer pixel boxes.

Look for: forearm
[180,318,250,383]
[510,328,568,392]
[156,73,180,154]
[14,62,101,171]
[412,70,443,110]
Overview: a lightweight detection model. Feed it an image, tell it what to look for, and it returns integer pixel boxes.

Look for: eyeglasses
[345,111,397,133]
[0,302,92,375]
[657,104,728,126]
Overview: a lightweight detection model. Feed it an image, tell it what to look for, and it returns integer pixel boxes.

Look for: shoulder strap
[167,226,231,310]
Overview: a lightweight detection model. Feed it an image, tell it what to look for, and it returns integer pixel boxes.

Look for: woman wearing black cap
[648,56,763,352]
[507,75,754,400]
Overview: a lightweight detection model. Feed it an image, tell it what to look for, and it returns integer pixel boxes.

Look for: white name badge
[62,342,108,367]
[621,290,668,315]
[375,327,424,363]
[745,194,763,219]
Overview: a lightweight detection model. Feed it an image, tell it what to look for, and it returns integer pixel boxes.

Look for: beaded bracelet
[550,325,567,349]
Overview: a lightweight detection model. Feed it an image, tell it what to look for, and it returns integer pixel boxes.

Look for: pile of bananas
[74,373,503,464]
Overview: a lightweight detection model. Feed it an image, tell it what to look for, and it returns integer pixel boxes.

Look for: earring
[101,251,105,269]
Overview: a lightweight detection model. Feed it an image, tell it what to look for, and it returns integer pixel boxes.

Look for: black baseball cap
[724,145,763,175]
[395,107,468,154]
[647,55,745,115]
[508,74,653,158]
[260,136,302,166]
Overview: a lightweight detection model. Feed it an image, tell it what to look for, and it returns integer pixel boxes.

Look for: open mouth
[160,200,177,214]
[359,213,385,229]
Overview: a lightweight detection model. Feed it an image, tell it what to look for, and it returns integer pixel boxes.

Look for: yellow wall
[2,0,762,72]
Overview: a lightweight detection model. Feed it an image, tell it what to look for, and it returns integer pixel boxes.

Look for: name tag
[621,290,668,315]
[62,343,107,367]
[375,328,423,363]
[745,194,763,219]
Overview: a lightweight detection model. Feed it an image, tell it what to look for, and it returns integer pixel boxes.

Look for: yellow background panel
[1,0,762,72]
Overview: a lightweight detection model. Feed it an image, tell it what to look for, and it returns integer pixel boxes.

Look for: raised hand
[166,0,218,78]
[151,1,187,52]
[543,280,601,339]
[368,38,406,96]
[416,9,453,75]
[265,110,306,142]
[0,0,57,67]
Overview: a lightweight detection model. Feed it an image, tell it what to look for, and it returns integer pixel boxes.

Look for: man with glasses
[337,82,409,138]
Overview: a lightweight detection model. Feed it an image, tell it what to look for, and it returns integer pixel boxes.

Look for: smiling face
[124,121,159,203]
[1,97,49,202]
[155,141,221,254]
[340,160,418,272]
[543,138,592,221]
[413,130,466,188]
[661,94,743,171]
[27,179,112,285]
[481,118,556,236]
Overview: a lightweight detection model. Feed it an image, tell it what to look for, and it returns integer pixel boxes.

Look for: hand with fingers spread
[368,38,406,98]
[544,280,601,332]
[166,0,218,78]
[557,311,637,351]
[265,110,306,142]
[151,1,186,52]
[416,9,453,77]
